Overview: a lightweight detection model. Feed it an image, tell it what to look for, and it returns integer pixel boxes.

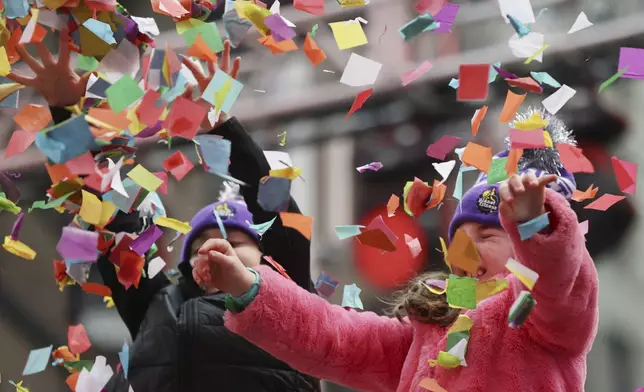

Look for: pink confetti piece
[356,162,384,173]
[401,61,433,86]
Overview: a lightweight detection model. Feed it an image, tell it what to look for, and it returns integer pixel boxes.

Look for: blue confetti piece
[119,342,130,378]
[507,14,531,38]
[341,283,364,309]
[517,212,550,240]
[249,217,277,236]
[35,116,95,164]
[213,208,227,240]
[23,345,53,376]
[83,18,117,45]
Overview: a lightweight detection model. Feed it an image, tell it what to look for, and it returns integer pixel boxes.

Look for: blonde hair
[388,271,460,326]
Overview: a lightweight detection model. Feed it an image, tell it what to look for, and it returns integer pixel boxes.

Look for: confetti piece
[303,33,326,66]
[433,3,460,34]
[154,216,192,234]
[567,11,593,34]
[35,116,95,165]
[4,130,35,159]
[579,220,589,237]
[258,176,291,212]
[387,194,400,217]
[79,190,102,226]
[508,290,536,328]
[618,48,644,79]
[506,258,539,290]
[524,44,550,64]
[127,165,164,192]
[264,14,296,42]
[201,71,243,114]
[404,234,422,258]
[462,142,492,173]
[278,131,287,146]
[432,160,456,183]
[315,272,339,298]
[14,104,52,133]
[83,19,116,45]
[279,212,313,240]
[506,77,543,94]
[611,156,637,194]
[557,144,594,173]
[310,23,319,37]
[530,71,561,88]
[68,325,92,355]
[184,22,224,53]
[457,64,490,101]
[355,229,397,252]
[82,283,112,297]
[293,0,324,16]
[509,129,546,149]
[105,75,144,114]
[542,84,576,114]
[22,345,53,375]
[398,13,437,41]
[56,227,99,262]
[598,68,628,93]
[584,194,626,211]
[487,157,509,184]
[341,283,364,309]
[403,178,432,217]
[517,212,550,240]
[572,184,599,202]
[346,88,373,119]
[356,161,383,173]
[335,225,365,240]
[340,53,382,87]
[329,20,368,50]
[148,256,166,279]
[130,225,164,256]
[401,61,433,87]
[509,32,544,62]
[507,14,530,37]
[446,275,477,309]
[476,278,509,303]
[3,236,36,260]
[498,0,535,24]
[447,230,480,274]
[471,105,488,136]
[119,342,130,378]
[426,135,462,160]
[258,35,298,54]
[163,151,194,181]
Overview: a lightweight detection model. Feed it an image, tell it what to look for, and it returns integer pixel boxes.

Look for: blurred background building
[1,0,644,391]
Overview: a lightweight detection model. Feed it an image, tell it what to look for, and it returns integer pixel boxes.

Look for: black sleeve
[51,106,171,339]
[211,118,315,292]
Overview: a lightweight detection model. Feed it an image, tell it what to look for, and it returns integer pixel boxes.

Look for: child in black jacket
[10,31,319,392]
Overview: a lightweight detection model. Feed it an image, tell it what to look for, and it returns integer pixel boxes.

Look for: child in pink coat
[192,111,599,392]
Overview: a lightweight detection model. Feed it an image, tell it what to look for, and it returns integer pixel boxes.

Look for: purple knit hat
[179,200,260,266]
[448,109,578,241]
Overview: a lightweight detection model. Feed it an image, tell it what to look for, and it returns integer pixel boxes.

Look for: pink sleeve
[225,265,414,392]
[500,189,599,354]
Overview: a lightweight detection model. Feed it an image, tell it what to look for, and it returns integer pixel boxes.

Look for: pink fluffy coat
[225,190,599,392]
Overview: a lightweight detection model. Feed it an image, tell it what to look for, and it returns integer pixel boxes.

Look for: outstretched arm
[501,187,598,354]
[225,265,413,392]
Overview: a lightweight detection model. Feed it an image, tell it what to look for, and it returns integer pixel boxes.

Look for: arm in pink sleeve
[225,265,414,392]
[500,189,599,354]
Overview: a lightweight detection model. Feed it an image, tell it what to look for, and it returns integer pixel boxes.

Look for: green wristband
[225,268,261,313]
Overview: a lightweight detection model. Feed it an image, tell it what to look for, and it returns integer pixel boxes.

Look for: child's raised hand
[179,39,241,130]
[192,238,256,296]
[7,29,90,108]
[499,173,557,222]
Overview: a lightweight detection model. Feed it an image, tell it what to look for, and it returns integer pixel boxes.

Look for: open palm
[7,29,90,108]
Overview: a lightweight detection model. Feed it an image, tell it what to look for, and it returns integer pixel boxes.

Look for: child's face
[454,223,514,281]
[189,228,262,293]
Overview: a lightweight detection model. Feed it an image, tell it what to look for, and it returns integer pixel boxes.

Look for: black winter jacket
[51,109,319,392]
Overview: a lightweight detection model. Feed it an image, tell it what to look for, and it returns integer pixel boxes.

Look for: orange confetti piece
[186,34,218,62]
[505,148,523,175]
[82,282,112,297]
[427,180,447,209]
[303,33,326,66]
[279,212,313,240]
[584,194,625,211]
[419,377,448,392]
[572,184,599,202]
[13,104,53,133]
[88,107,131,130]
[356,229,397,252]
[447,229,481,274]
[258,36,298,54]
[498,90,526,123]
[471,105,488,136]
[46,162,75,185]
[462,142,492,173]
[386,194,399,217]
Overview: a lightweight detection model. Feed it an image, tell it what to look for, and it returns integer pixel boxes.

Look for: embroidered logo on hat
[214,203,236,220]
[477,188,499,214]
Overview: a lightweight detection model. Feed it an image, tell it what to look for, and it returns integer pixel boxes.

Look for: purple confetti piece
[264,14,296,42]
[56,226,99,262]
[433,3,460,34]
[618,48,644,79]
[10,212,25,240]
[493,65,519,80]
[356,162,384,173]
[136,120,163,138]
[130,224,164,256]
[425,279,447,290]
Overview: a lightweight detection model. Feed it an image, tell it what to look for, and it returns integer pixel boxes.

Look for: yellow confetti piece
[80,190,102,226]
[269,167,302,180]
[127,164,164,192]
[428,351,461,368]
[0,197,22,214]
[154,216,192,234]
[0,83,24,103]
[514,112,548,130]
[476,278,509,303]
[214,78,232,115]
[3,236,37,260]
[278,131,287,147]
[10,380,31,392]
[104,296,115,308]
[176,18,205,35]
[543,130,553,148]
[329,21,368,50]
[422,282,446,295]
[0,46,11,77]
[97,200,118,229]
[447,314,474,334]
[524,44,550,64]
[439,236,451,272]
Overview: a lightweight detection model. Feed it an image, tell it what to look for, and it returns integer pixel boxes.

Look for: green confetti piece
[446,275,477,309]
[446,331,470,352]
[28,191,75,213]
[487,157,509,184]
[598,68,628,93]
[0,196,21,214]
[311,24,319,37]
[76,54,99,72]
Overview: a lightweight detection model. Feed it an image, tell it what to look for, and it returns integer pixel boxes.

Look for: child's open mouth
[466,267,487,279]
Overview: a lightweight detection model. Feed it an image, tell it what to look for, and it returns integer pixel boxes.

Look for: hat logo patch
[214,203,236,220]
[477,188,499,214]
